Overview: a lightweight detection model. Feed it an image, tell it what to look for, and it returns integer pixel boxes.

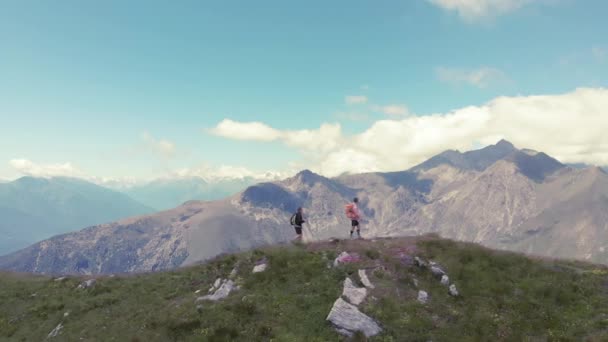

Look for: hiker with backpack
[345,197,362,239]
[290,207,306,241]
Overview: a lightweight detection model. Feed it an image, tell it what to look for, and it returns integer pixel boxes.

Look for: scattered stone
[417,290,429,304]
[412,278,419,288]
[342,278,367,306]
[196,279,237,302]
[449,284,459,297]
[213,278,221,289]
[414,257,427,268]
[440,275,450,286]
[430,265,446,278]
[194,289,201,294]
[54,277,67,282]
[47,323,63,338]
[30,293,37,298]
[76,279,96,289]
[358,269,375,289]
[326,298,382,338]
[229,267,238,278]
[334,252,361,267]
[253,263,268,273]
[63,312,70,318]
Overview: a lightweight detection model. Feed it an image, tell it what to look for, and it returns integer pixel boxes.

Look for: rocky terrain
[1,237,608,341]
[2,140,608,275]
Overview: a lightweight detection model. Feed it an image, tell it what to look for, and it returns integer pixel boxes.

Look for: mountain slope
[0,177,154,255]
[1,237,608,341]
[3,139,608,274]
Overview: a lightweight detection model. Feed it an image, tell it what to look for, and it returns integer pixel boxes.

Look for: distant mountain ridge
[2,140,608,275]
[0,177,154,256]
[123,176,264,210]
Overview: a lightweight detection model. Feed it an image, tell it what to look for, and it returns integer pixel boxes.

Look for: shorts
[294,226,302,235]
[351,220,359,227]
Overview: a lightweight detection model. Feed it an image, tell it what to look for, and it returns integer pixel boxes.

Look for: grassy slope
[1,236,608,341]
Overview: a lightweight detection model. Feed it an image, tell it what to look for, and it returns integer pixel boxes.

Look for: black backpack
[290,212,297,226]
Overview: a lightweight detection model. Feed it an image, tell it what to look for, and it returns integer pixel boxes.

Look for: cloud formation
[428,0,530,20]
[345,95,368,105]
[9,159,86,179]
[141,132,176,159]
[436,66,509,88]
[374,104,411,117]
[211,88,608,176]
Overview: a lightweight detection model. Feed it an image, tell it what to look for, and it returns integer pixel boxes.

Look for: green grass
[1,236,608,341]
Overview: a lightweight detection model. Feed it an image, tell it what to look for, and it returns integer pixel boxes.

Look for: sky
[1,0,607,184]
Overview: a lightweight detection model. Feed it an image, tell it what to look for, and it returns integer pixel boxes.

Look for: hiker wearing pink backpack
[345,197,362,238]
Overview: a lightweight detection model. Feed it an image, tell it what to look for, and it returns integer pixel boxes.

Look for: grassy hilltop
[2,235,608,341]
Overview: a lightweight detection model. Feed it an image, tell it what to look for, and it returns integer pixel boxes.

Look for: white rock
[229,268,238,278]
[195,289,201,294]
[54,277,67,282]
[430,266,446,277]
[417,290,428,304]
[358,269,375,289]
[326,298,382,338]
[449,284,459,297]
[196,279,237,302]
[440,275,450,286]
[47,323,63,338]
[213,278,221,289]
[412,278,419,288]
[63,311,70,318]
[253,263,268,273]
[342,278,367,306]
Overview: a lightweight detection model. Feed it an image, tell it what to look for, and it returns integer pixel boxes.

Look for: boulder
[358,269,375,289]
[430,266,446,278]
[440,275,450,286]
[326,298,382,338]
[342,278,367,305]
[417,290,428,304]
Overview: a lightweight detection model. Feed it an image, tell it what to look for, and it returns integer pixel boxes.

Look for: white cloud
[141,132,176,159]
[373,104,411,117]
[208,119,282,142]
[436,66,508,88]
[428,0,530,20]
[211,88,608,177]
[345,95,368,105]
[9,159,86,179]
[210,120,343,154]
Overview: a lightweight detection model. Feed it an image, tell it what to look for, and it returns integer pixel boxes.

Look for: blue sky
[1,0,607,182]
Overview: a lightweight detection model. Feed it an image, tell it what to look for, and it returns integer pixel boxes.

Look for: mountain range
[2,139,608,275]
[123,176,260,210]
[0,177,154,256]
